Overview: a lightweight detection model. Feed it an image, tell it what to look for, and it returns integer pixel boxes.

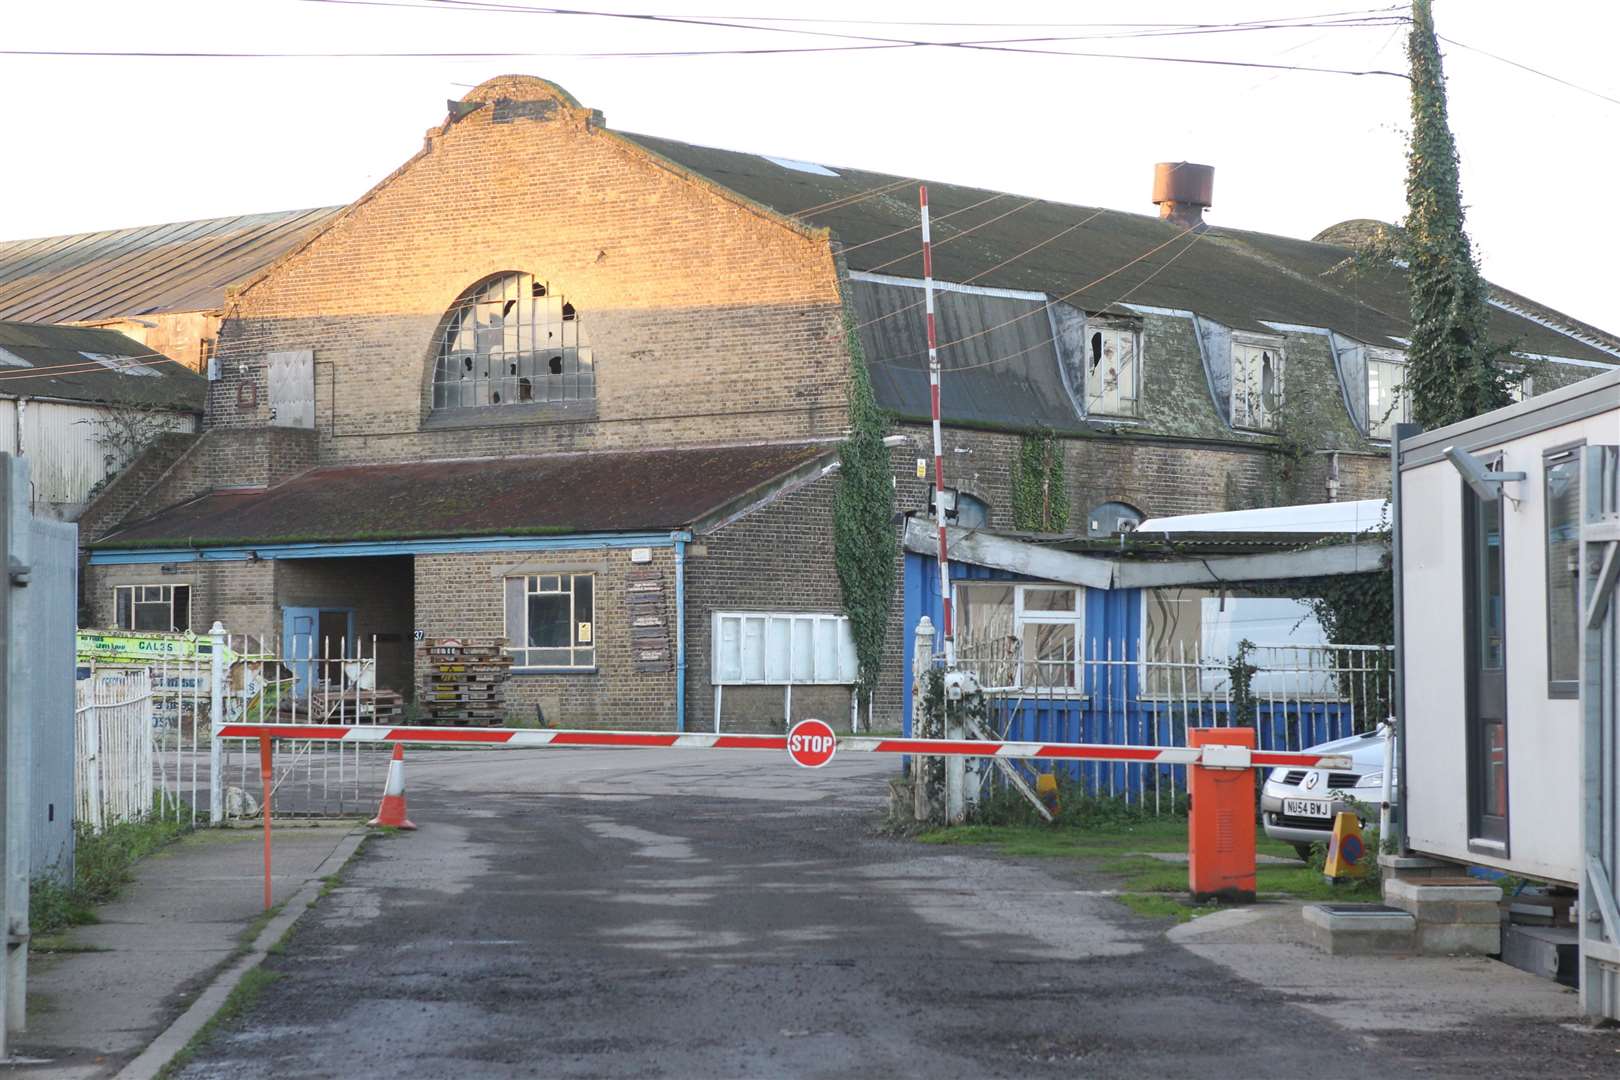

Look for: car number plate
[1284,798,1332,819]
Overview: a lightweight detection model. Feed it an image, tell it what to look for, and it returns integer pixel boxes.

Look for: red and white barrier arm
[212,724,1351,770]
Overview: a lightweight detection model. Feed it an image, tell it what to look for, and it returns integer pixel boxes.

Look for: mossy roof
[90,441,831,549]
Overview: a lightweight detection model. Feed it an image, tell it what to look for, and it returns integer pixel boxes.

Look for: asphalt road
[172,748,1600,1079]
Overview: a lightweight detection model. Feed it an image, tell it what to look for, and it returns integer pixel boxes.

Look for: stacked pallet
[278,688,405,724]
[416,638,512,725]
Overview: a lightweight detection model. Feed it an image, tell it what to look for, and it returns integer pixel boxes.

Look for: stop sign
[786,719,838,769]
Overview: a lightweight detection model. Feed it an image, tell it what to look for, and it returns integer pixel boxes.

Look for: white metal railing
[938,636,1393,813]
[74,670,155,832]
[79,626,397,824]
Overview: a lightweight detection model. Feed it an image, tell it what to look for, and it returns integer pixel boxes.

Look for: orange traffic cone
[368,744,417,830]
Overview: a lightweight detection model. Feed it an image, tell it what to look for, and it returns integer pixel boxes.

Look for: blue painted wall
[902,551,1360,804]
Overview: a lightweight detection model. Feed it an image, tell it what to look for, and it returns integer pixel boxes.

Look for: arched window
[1087,500,1143,538]
[431,272,593,410]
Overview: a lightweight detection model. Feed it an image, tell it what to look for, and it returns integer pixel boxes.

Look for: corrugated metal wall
[4,400,196,519]
[28,516,77,881]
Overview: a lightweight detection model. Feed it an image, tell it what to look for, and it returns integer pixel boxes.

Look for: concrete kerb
[113,826,370,1080]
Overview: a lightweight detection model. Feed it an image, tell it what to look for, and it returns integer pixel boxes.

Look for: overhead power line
[1438,34,1620,109]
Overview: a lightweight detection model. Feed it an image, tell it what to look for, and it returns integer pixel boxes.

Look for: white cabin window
[1231,340,1284,430]
[1366,349,1409,440]
[1085,324,1140,417]
[711,612,857,685]
[505,573,595,670]
[954,582,1085,689]
[114,584,191,632]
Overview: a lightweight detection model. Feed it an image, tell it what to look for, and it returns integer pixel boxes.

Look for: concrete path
[14,825,362,1079]
[156,748,1620,1078]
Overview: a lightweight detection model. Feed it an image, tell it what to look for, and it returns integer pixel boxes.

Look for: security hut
[1393,368,1620,1018]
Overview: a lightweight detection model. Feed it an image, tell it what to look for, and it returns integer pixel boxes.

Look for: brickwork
[413,546,679,729]
[685,470,855,734]
[206,76,848,466]
[77,431,201,542]
[85,560,276,641]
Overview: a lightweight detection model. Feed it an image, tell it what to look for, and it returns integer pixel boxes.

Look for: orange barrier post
[1187,727,1257,903]
[259,734,274,912]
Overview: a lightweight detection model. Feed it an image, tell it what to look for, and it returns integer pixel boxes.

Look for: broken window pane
[432,272,595,411]
[1231,341,1284,430]
[1085,324,1140,417]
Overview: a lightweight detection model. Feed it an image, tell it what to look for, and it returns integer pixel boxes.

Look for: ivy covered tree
[833,315,897,702]
[1404,0,1514,428]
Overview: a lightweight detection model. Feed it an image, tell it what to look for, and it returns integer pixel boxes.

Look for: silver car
[1261,731,1393,861]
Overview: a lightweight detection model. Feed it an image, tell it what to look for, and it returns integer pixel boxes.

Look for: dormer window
[1084,322,1140,418]
[1231,337,1283,430]
[431,272,593,411]
[1366,347,1409,440]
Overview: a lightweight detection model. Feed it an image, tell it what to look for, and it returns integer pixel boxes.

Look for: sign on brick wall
[626,569,671,673]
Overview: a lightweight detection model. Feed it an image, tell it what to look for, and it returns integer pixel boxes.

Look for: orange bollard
[1186,727,1257,903]
[259,734,274,912]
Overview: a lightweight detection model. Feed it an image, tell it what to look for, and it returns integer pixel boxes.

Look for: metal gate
[1580,443,1620,1021]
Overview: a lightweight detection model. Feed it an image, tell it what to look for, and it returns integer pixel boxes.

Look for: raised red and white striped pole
[920,185,953,665]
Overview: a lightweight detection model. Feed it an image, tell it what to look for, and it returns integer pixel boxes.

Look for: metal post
[919,186,954,667]
[0,456,11,1056]
[673,535,687,733]
[209,621,227,824]
[912,616,935,822]
[259,735,273,912]
[4,454,31,1039]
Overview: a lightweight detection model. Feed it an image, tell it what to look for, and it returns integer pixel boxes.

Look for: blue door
[282,607,356,697]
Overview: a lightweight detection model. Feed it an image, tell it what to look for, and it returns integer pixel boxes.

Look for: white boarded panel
[267,349,315,429]
[715,615,742,683]
[740,616,766,682]
[712,612,857,685]
[790,617,815,682]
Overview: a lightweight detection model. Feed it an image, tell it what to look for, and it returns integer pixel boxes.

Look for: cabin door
[1464,474,1509,850]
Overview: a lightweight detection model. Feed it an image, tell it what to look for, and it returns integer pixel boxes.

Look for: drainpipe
[673,533,687,733]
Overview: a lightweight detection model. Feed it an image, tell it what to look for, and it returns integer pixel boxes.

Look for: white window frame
[1231,336,1284,431]
[113,584,191,633]
[1084,322,1142,418]
[1365,346,1410,441]
[710,612,857,685]
[505,572,596,671]
[952,582,1085,691]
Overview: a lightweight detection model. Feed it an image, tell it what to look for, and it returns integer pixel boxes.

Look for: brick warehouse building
[56,74,1619,731]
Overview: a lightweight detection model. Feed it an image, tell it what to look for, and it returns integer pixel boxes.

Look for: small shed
[1392,368,1619,1018]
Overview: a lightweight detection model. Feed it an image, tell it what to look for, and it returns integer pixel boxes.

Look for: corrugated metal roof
[92,441,833,548]
[0,207,343,323]
[850,278,1084,430]
[0,320,205,410]
[620,132,1620,367]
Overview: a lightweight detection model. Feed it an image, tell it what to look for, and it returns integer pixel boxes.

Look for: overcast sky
[6,1,1616,329]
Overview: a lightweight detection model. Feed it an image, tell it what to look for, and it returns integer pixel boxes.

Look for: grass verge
[32,816,193,936]
[920,815,1380,923]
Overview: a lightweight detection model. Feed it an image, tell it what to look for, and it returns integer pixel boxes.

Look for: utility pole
[920,186,954,666]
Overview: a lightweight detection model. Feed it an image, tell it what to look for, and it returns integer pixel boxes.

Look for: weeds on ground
[917,776,1380,921]
[32,815,193,936]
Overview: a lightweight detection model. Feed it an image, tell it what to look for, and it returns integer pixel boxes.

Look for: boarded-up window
[711,612,857,685]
